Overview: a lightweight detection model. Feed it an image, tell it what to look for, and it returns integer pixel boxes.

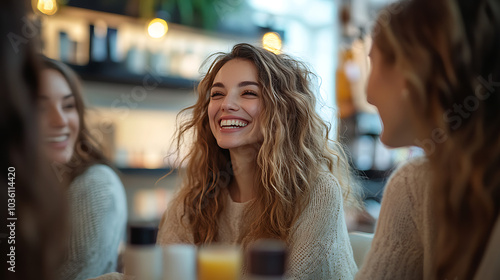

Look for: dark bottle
[248,239,287,280]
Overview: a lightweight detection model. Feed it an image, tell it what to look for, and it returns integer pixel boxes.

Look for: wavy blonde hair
[374,0,500,278]
[168,43,359,246]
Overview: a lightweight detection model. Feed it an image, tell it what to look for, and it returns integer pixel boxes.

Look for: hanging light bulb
[147,18,168,39]
[262,32,282,54]
[37,0,58,16]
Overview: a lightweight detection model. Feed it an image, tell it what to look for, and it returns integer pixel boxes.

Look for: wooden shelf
[68,62,198,90]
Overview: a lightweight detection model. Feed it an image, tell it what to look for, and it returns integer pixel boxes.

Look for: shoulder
[157,193,193,244]
[70,164,124,196]
[290,172,347,239]
[390,156,430,180]
[74,164,121,184]
[382,156,430,208]
[388,156,429,187]
[160,190,189,227]
[313,172,343,197]
[79,164,119,178]
[303,172,343,212]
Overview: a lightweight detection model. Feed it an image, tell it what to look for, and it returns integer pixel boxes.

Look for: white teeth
[46,135,68,142]
[220,119,248,128]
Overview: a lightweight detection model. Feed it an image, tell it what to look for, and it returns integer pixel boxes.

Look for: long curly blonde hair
[374,0,500,278]
[168,43,359,246]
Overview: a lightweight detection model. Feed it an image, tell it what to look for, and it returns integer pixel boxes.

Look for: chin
[380,131,412,149]
[51,152,73,165]
[216,142,237,150]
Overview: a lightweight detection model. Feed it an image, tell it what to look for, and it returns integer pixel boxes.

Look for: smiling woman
[39,68,80,164]
[38,57,127,280]
[208,59,263,152]
[157,43,361,279]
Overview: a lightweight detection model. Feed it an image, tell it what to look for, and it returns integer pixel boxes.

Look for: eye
[242,91,257,97]
[63,102,76,110]
[210,92,224,99]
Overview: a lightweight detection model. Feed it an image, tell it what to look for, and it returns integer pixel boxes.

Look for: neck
[228,145,259,203]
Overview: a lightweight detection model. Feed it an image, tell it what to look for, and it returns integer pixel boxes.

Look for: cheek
[73,113,80,127]
[251,104,264,138]
[207,103,218,132]
[207,103,218,123]
[248,101,263,120]
[69,112,80,136]
[366,68,381,106]
[38,113,49,134]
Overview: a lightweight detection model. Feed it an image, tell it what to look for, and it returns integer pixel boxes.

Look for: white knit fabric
[355,158,431,280]
[355,157,500,279]
[58,164,127,280]
[157,172,358,279]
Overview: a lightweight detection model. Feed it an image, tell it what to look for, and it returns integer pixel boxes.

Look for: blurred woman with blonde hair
[356,0,500,279]
[158,43,360,279]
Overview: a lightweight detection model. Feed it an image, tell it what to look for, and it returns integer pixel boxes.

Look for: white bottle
[124,225,162,280]
[162,244,196,280]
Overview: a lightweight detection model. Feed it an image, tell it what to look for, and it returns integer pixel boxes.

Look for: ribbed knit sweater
[58,164,127,280]
[355,157,500,280]
[157,172,358,279]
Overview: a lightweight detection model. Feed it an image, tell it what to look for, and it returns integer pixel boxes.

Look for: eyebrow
[238,81,259,87]
[210,81,260,89]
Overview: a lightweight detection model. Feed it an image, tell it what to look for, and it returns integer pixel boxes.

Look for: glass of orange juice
[198,244,242,280]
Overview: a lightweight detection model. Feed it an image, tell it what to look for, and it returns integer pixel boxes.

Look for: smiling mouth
[220,119,248,129]
[45,135,69,143]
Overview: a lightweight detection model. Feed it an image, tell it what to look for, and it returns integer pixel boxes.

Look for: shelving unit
[38,5,262,173]
[68,62,198,90]
[118,168,173,177]
[40,6,257,88]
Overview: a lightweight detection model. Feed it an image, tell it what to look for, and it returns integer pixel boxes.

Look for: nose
[221,93,240,111]
[48,105,68,127]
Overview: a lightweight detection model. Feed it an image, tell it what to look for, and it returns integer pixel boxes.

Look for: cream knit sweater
[157,172,358,279]
[356,157,500,280]
[59,164,127,280]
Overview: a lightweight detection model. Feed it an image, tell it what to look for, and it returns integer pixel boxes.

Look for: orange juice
[198,245,242,280]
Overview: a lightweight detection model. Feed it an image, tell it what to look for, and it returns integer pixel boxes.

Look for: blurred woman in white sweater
[38,57,127,280]
[158,43,360,279]
[356,0,500,279]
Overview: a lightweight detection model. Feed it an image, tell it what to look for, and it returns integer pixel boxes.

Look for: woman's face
[38,69,80,164]
[208,58,263,151]
[366,44,416,148]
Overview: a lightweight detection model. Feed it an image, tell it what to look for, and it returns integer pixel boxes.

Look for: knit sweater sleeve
[286,173,358,280]
[59,164,128,280]
[355,158,427,280]
[157,196,194,245]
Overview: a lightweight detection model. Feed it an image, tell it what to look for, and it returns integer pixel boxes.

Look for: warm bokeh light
[262,32,282,54]
[37,0,58,16]
[147,18,168,39]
